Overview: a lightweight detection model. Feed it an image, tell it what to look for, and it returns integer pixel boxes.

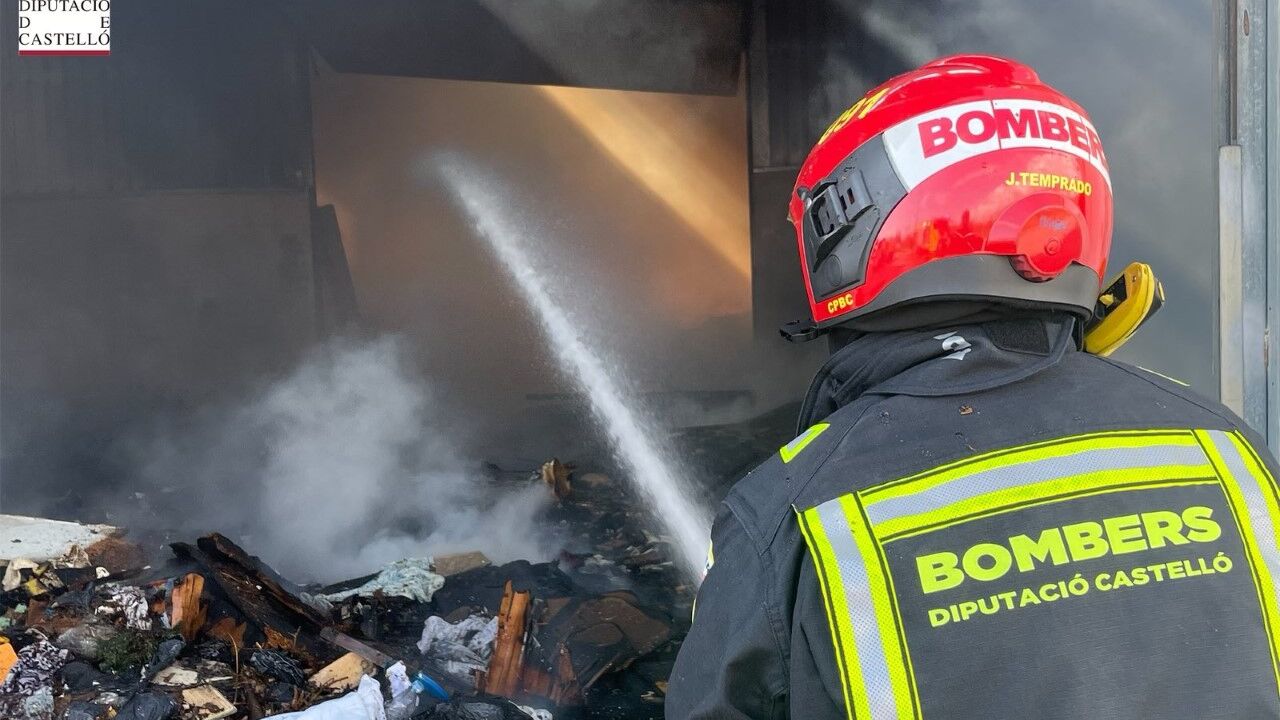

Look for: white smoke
[131,335,556,582]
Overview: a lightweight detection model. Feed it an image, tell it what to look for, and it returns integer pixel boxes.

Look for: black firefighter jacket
[666,315,1280,720]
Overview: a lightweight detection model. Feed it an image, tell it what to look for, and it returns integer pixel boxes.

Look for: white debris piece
[153,665,200,687]
[383,662,417,720]
[518,706,553,720]
[3,559,39,592]
[265,675,386,720]
[322,559,444,604]
[299,592,334,614]
[471,615,498,654]
[416,615,498,681]
[95,586,150,630]
[0,515,121,563]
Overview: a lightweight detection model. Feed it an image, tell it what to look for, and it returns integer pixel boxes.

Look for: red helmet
[783,54,1112,340]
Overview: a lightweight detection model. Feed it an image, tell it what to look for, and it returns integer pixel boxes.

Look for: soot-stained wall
[0,2,319,513]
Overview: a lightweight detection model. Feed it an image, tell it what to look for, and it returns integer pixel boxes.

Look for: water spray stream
[436,157,712,583]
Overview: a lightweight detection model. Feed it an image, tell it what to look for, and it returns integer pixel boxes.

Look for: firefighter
[667,54,1280,719]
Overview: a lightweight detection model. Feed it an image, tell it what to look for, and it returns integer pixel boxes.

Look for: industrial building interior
[0,0,1241,570]
[2,1,807,550]
[10,0,1259,571]
[1,0,1229,519]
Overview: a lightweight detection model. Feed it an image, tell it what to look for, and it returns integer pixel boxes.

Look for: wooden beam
[169,573,207,642]
[484,580,530,698]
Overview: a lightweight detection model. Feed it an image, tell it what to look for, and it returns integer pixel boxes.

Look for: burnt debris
[0,461,690,720]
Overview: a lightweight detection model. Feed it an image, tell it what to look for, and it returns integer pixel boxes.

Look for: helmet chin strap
[779,319,828,344]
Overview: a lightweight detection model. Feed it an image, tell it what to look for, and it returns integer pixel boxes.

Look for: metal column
[1220,0,1273,448]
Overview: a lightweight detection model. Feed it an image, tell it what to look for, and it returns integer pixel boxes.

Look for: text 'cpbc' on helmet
[782,54,1113,341]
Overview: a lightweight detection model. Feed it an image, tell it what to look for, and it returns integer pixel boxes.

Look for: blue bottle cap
[411,671,449,701]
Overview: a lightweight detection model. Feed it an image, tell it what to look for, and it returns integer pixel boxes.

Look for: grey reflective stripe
[1208,431,1280,593]
[815,501,899,720]
[864,444,1206,527]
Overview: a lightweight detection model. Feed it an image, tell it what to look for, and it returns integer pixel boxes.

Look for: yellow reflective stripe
[782,423,831,464]
[864,439,1206,530]
[884,477,1219,542]
[862,430,1195,503]
[885,476,1213,543]
[838,495,918,718]
[798,427,1258,719]
[797,507,862,720]
[1195,430,1280,693]
[874,465,1215,540]
[1231,431,1280,550]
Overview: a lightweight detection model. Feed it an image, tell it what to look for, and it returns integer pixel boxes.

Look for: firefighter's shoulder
[1086,352,1237,430]
[722,402,863,548]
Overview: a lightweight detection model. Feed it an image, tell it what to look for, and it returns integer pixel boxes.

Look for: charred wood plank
[197,534,329,627]
[171,536,332,662]
[169,573,207,642]
[484,580,530,698]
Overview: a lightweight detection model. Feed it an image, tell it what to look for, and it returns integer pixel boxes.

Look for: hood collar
[796,315,1077,431]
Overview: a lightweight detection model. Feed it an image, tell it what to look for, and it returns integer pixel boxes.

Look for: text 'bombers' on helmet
[786,54,1113,335]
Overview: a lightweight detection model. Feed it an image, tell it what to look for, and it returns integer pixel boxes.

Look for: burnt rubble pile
[0,461,691,720]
